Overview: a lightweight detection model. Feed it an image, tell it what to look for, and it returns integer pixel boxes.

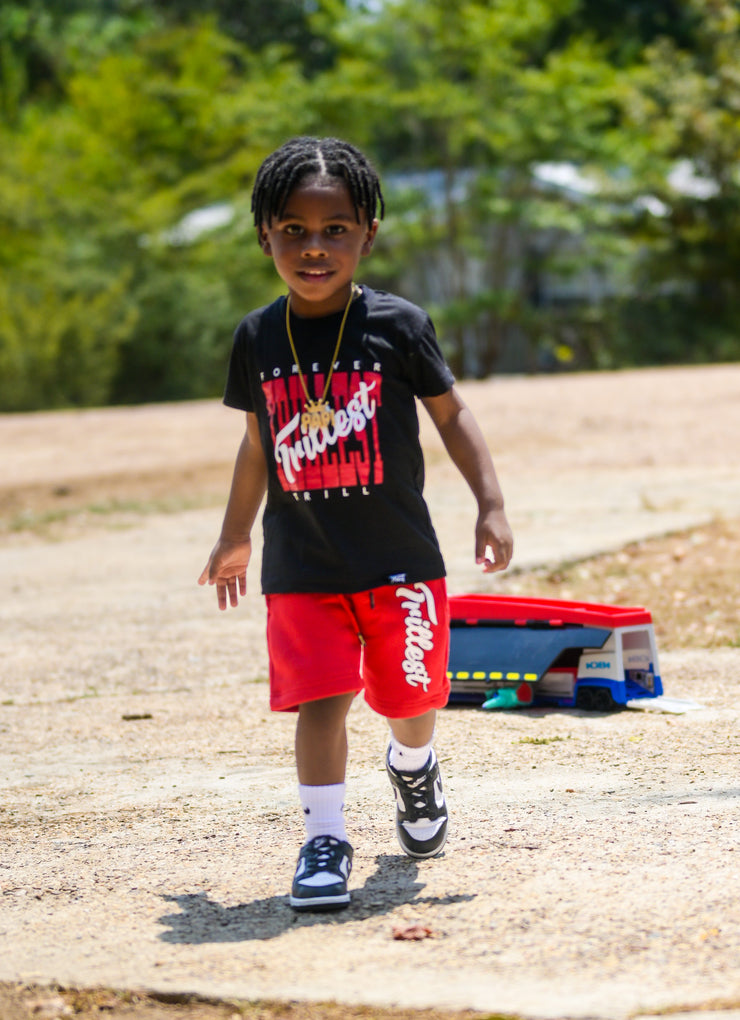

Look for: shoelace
[397,770,438,819]
[305,836,343,869]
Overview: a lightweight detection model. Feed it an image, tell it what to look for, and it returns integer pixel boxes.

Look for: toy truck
[447,594,662,711]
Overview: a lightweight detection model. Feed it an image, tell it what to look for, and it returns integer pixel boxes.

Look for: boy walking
[199,136,513,910]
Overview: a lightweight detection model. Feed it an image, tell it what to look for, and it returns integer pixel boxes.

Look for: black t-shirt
[224,286,456,594]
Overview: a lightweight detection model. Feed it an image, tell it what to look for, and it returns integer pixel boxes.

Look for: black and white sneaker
[386,747,448,859]
[290,835,353,911]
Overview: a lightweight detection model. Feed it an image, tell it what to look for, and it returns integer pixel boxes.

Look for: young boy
[199,136,513,911]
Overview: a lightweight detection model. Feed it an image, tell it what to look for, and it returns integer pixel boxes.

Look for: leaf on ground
[392,923,435,941]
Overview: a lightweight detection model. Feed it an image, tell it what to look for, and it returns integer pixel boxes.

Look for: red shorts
[265,578,450,717]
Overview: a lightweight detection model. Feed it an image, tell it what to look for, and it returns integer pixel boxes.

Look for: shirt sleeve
[223,322,255,412]
[406,310,456,397]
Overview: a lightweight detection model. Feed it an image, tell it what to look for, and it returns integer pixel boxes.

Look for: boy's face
[258,174,378,318]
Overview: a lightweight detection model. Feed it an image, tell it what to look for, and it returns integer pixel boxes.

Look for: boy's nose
[301,233,327,256]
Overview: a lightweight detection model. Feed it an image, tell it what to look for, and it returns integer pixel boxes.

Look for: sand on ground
[2,364,740,1019]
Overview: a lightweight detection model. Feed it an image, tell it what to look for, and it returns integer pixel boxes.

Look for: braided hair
[251,136,385,231]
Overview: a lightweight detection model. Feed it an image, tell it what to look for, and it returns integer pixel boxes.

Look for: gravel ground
[2,364,740,1020]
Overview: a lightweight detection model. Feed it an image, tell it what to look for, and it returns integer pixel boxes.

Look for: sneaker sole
[290,892,350,911]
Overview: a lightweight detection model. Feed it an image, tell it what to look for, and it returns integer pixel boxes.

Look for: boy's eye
[280,222,348,237]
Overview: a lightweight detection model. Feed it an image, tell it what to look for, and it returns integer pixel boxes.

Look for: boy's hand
[198,538,252,610]
[475,507,514,573]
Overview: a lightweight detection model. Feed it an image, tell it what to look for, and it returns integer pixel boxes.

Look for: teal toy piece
[481,683,534,710]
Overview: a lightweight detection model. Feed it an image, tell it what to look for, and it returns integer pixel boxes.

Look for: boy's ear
[257,226,272,255]
[361,218,379,256]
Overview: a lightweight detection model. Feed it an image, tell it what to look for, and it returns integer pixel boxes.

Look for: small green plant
[517,735,568,745]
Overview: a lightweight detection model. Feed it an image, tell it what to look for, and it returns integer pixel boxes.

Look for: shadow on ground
[158,853,475,943]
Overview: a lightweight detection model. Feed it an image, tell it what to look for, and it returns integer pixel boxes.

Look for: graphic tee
[223,286,456,593]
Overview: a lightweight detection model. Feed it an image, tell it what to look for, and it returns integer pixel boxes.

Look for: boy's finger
[475,537,494,565]
[476,541,511,572]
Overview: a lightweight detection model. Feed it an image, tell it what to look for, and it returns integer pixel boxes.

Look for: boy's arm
[198,412,268,609]
[422,387,513,573]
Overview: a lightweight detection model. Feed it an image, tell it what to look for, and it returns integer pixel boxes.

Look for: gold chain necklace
[285,283,359,433]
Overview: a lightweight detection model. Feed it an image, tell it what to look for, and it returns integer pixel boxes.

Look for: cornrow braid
[251,136,385,231]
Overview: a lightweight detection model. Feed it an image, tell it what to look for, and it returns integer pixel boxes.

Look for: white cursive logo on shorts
[395,582,438,692]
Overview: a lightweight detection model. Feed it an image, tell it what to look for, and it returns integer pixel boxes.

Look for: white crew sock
[298,782,347,842]
[388,732,434,773]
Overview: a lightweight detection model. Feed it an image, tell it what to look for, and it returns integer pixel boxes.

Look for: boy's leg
[387,707,436,762]
[291,693,356,912]
[266,592,364,909]
[354,579,450,860]
[295,692,356,785]
[386,707,448,859]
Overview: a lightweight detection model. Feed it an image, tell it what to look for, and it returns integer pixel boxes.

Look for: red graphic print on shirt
[262,370,384,492]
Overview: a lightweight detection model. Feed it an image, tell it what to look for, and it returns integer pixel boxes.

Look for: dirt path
[2,365,740,1019]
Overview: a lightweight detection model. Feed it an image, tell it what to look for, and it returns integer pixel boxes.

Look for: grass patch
[517,735,567,745]
[3,493,221,540]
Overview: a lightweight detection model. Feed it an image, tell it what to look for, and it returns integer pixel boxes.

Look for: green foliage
[2,0,740,411]
[143,0,338,72]
[111,221,280,404]
[0,1,160,121]
[610,0,740,353]
[550,0,703,64]
[308,0,626,373]
[0,18,309,410]
[0,267,136,411]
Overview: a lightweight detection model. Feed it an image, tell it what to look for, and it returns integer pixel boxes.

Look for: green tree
[0,21,309,409]
[0,1,159,122]
[308,0,627,374]
[4,0,739,411]
[0,0,336,124]
[610,0,740,363]
[549,0,702,64]
[143,0,338,70]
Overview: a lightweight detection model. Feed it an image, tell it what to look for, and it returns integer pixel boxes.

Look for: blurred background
[2,0,739,412]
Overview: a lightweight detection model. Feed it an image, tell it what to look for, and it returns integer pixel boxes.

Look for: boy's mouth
[299,268,333,280]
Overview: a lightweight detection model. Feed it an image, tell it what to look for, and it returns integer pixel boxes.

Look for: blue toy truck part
[446,594,663,711]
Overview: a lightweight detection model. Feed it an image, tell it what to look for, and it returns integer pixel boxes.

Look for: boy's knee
[298,692,355,728]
